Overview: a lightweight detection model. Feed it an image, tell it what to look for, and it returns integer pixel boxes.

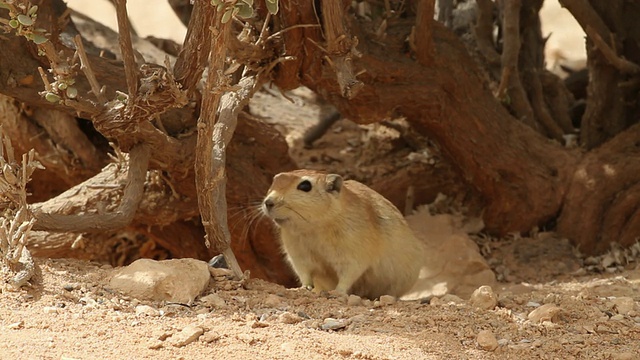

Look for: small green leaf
[17,14,34,26]
[0,3,11,10]
[236,3,253,19]
[57,82,67,90]
[45,92,61,103]
[31,33,48,44]
[265,0,278,15]
[221,8,233,23]
[27,5,38,16]
[211,0,222,5]
[8,19,19,28]
[65,86,78,99]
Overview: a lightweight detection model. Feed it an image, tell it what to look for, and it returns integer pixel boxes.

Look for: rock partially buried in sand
[109,258,210,303]
[528,303,562,323]
[469,286,498,310]
[476,330,499,351]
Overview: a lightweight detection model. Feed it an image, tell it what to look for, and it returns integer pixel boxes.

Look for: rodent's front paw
[301,284,313,291]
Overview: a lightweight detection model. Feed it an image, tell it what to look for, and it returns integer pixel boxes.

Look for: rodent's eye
[297,180,312,192]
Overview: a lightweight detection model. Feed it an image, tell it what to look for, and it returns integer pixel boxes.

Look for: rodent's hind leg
[335,264,369,294]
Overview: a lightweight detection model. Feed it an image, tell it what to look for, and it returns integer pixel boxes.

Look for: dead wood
[558,123,640,253]
[415,0,436,66]
[320,0,363,99]
[31,144,150,232]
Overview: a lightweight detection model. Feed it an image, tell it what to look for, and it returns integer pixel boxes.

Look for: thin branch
[498,0,537,130]
[73,35,107,104]
[113,0,139,98]
[474,0,500,66]
[585,25,640,74]
[31,143,151,232]
[415,0,436,66]
[173,0,215,92]
[559,0,611,43]
[321,0,363,99]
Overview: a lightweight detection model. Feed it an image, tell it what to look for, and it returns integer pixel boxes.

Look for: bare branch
[73,35,107,104]
[498,0,537,130]
[474,0,500,65]
[31,143,151,232]
[113,0,139,98]
[321,0,363,99]
[174,0,215,92]
[585,25,640,74]
[415,0,436,66]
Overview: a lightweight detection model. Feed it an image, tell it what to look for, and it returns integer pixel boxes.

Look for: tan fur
[262,169,424,299]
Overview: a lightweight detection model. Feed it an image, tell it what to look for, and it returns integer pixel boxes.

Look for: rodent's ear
[325,174,343,193]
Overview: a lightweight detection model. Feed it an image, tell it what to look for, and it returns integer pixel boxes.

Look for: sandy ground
[0,256,638,360]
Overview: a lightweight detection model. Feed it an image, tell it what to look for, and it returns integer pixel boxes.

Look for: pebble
[347,294,362,306]
[200,293,226,308]
[379,295,396,306]
[135,305,160,317]
[321,318,351,331]
[7,321,24,330]
[610,352,636,360]
[201,330,221,343]
[528,304,561,323]
[43,306,60,314]
[610,314,625,321]
[263,294,285,308]
[476,330,498,351]
[611,297,636,315]
[469,286,498,310]
[170,325,204,347]
[147,339,164,350]
[278,312,303,324]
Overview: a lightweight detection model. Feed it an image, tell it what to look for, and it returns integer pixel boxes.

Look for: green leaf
[27,5,38,16]
[65,86,78,99]
[221,8,233,23]
[240,0,253,6]
[17,14,34,26]
[265,0,278,15]
[45,92,61,103]
[211,0,222,5]
[31,33,48,44]
[8,19,18,28]
[236,3,253,19]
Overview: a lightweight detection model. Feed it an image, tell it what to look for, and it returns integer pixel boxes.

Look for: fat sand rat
[262,169,424,299]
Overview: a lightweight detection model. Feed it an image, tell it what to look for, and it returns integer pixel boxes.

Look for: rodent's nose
[264,198,275,210]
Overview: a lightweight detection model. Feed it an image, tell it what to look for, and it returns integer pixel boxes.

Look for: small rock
[469,286,498,310]
[528,304,561,323]
[201,330,221,343]
[263,294,284,308]
[62,284,75,292]
[43,306,60,314]
[135,305,160,317]
[610,314,625,321]
[361,299,373,307]
[147,339,164,350]
[439,294,464,304]
[610,352,636,360]
[379,295,396,306]
[321,318,351,331]
[109,258,211,304]
[347,294,362,306]
[171,325,204,347]
[278,312,303,324]
[7,321,24,330]
[476,330,498,351]
[200,293,226,308]
[250,320,270,328]
[612,297,636,315]
[209,267,234,278]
